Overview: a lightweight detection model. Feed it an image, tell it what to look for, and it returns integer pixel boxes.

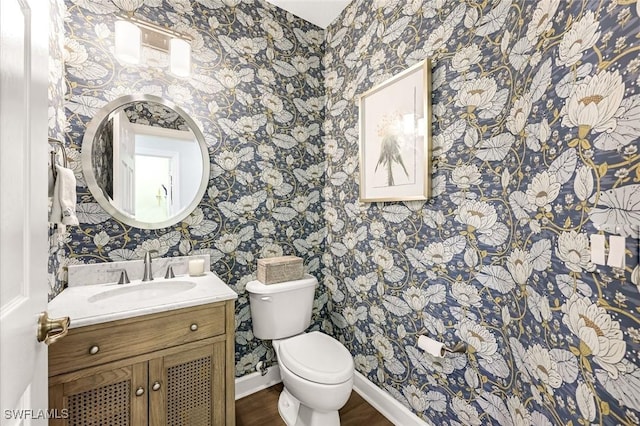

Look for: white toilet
[246,275,354,426]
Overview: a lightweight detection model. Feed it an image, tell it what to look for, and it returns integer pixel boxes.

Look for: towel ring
[48,138,68,180]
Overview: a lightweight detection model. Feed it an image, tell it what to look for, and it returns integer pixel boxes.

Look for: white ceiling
[265,0,351,29]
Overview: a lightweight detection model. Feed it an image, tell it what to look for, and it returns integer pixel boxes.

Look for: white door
[113,110,136,215]
[0,0,50,423]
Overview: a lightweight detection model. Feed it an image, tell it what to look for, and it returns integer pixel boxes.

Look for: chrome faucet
[115,268,130,285]
[164,264,176,279]
[142,250,158,281]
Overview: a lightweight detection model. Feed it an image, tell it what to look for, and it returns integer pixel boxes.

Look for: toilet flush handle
[260,296,272,302]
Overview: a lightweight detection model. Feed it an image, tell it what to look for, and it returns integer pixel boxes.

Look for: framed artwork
[358,58,432,202]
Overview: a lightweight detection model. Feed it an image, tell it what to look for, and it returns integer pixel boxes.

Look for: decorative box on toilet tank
[257,256,303,284]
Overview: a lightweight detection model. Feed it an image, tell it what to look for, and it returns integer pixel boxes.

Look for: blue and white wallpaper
[54,0,326,376]
[322,0,640,424]
[48,0,67,300]
[49,0,640,424]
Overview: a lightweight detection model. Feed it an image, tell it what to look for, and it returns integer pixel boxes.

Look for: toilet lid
[278,332,354,385]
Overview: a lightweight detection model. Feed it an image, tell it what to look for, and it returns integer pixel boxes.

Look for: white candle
[188,258,205,276]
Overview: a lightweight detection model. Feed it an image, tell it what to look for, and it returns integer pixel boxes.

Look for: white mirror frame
[82,94,210,229]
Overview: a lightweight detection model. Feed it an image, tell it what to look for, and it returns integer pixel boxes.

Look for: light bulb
[170,38,191,77]
[114,20,141,64]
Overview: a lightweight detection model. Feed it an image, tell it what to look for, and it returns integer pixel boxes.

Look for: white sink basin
[87,280,197,304]
[48,272,237,328]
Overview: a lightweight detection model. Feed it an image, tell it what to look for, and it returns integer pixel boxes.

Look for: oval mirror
[82,94,210,229]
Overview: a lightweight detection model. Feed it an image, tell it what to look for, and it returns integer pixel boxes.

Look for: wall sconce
[114,16,192,77]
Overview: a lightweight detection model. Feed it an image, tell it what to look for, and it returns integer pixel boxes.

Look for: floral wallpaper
[91,117,114,200]
[48,0,67,300]
[322,0,640,425]
[123,101,189,130]
[54,0,326,376]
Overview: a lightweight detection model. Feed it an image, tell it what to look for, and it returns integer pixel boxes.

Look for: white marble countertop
[48,272,237,329]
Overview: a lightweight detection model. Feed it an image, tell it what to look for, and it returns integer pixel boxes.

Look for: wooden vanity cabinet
[49,360,149,425]
[48,301,235,426]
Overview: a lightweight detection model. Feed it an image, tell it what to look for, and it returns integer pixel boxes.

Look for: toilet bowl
[274,331,354,425]
[273,331,354,425]
[246,276,355,426]
[278,360,353,426]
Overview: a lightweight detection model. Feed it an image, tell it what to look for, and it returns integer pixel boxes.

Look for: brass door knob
[37,312,70,345]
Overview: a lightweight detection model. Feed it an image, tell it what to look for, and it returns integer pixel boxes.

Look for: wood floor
[235,383,393,426]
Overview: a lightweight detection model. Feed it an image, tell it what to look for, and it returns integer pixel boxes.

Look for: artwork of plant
[375,112,409,187]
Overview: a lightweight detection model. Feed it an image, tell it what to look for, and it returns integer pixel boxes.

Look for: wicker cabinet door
[49,361,148,426]
[149,341,226,426]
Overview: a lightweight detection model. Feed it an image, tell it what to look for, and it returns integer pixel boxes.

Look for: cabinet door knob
[89,345,100,355]
[190,323,198,331]
[152,381,161,391]
[135,387,145,397]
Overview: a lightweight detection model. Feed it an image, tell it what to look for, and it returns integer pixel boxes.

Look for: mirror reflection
[83,95,209,229]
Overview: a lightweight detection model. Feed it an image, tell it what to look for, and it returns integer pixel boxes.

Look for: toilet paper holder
[418,334,467,357]
[445,341,467,354]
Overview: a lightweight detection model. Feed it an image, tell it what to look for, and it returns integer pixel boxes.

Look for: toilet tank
[246,274,317,340]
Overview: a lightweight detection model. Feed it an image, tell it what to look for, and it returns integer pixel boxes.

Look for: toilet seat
[278,331,354,385]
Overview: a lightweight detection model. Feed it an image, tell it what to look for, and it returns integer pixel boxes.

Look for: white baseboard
[235,365,282,400]
[353,371,430,426]
[235,366,428,426]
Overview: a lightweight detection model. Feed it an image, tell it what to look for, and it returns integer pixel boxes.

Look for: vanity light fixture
[114,15,192,77]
